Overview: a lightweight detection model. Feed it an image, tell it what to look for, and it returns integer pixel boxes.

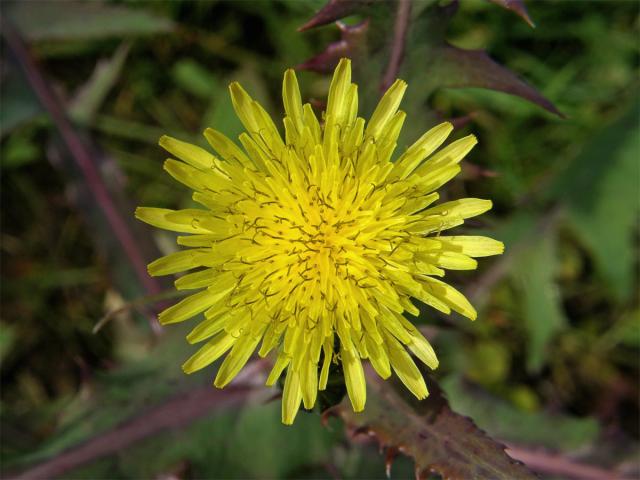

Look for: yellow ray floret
[136,58,503,424]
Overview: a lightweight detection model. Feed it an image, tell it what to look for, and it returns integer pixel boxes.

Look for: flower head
[136,59,503,424]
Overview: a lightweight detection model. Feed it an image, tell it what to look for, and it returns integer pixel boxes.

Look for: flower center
[226,174,385,320]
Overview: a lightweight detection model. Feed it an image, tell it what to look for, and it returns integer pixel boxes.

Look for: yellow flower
[136,59,503,424]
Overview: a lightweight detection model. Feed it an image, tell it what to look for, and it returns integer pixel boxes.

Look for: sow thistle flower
[136,59,503,424]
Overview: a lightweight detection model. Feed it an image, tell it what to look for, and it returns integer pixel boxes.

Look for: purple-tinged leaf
[298,0,374,32]
[431,44,562,116]
[297,20,369,73]
[326,366,536,480]
[488,0,535,28]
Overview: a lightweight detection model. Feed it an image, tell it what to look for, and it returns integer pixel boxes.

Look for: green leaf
[552,104,640,302]
[615,310,640,348]
[0,64,42,139]
[69,43,131,124]
[442,375,600,451]
[330,367,536,479]
[225,403,340,478]
[512,232,566,373]
[0,323,16,363]
[7,1,173,41]
[466,341,511,385]
[172,59,220,100]
[1,132,40,169]
[427,44,562,116]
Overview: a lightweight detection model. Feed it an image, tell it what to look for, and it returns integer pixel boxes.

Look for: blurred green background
[1,0,638,478]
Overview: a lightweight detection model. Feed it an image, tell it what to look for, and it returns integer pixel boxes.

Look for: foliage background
[1,0,638,478]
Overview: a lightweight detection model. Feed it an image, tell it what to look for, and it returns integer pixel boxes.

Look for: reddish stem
[380,0,412,92]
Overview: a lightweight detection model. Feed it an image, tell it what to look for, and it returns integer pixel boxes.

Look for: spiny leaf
[298,0,374,31]
[487,0,535,28]
[302,0,560,120]
[298,20,369,73]
[328,366,536,480]
[428,44,562,116]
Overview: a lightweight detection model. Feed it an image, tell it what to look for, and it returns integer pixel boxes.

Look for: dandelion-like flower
[136,59,503,424]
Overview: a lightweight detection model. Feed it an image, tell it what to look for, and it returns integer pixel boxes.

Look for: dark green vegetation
[1,1,638,478]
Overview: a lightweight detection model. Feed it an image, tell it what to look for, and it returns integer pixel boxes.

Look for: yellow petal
[392,122,453,179]
[364,334,391,379]
[266,351,290,386]
[283,69,304,135]
[380,311,412,344]
[365,79,407,140]
[384,331,428,399]
[377,110,406,163]
[424,251,478,270]
[282,368,303,425]
[135,207,209,234]
[342,346,366,412]
[425,198,493,220]
[229,82,259,134]
[326,58,352,127]
[182,332,235,374]
[419,165,461,193]
[229,83,283,155]
[186,311,230,344]
[176,234,220,248]
[203,128,251,166]
[345,83,359,127]
[301,358,318,409]
[437,236,505,257]
[422,277,477,320]
[147,249,209,276]
[318,335,334,391]
[163,159,205,191]
[158,288,221,325]
[214,332,262,388]
[159,135,214,170]
[408,334,439,370]
[415,134,477,176]
[396,317,439,370]
[303,103,321,144]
